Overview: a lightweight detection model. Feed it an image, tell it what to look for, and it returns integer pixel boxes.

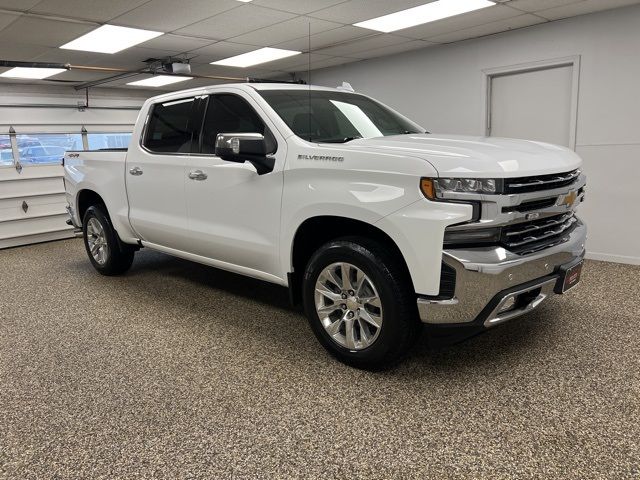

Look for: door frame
[482,55,581,150]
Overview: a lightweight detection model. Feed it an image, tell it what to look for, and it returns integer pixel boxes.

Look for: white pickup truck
[64,83,586,369]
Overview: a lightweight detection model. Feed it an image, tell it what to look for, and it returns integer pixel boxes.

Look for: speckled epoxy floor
[0,239,638,479]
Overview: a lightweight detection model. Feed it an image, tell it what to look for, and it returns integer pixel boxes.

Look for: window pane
[17,134,83,165]
[143,97,196,153]
[258,90,424,143]
[0,135,13,166]
[201,94,267,154]
[88,133,132,150]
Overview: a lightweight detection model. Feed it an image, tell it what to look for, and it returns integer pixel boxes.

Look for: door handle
[188,170,208,181]
[129,167,143,176]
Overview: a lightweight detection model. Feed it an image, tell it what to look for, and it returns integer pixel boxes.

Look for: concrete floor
[0,239,638,479]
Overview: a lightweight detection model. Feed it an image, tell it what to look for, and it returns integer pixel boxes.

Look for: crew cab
[64,83,587,369]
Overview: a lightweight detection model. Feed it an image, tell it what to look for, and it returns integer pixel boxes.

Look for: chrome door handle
[129,167,143,176]
[188,170,208,181]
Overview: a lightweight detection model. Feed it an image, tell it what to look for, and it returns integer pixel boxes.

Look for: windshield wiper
[321,136,362,143]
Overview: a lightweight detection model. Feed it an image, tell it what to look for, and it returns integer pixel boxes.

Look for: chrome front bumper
[417,220,586,327]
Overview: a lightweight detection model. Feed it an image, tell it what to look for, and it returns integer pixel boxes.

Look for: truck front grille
[504,169,580,194]
[501,212,578,255]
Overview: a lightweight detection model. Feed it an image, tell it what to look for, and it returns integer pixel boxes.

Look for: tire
[302,237,422,370]
[82,205,135,276]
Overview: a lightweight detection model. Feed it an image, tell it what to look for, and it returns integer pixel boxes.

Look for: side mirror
[215,133,275,175]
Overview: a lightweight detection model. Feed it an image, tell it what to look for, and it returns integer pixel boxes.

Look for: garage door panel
[0,213,73,240]
[0,177,65,199]
[0,194,68,222]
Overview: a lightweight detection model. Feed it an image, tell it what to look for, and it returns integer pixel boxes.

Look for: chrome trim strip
[483,279,556,328]
[507,169,580,189]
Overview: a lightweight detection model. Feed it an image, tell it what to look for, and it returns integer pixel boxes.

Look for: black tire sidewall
[82,206,131,275]
[302,239,415,368]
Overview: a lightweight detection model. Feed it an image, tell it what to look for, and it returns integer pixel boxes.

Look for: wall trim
[585,251,640,266]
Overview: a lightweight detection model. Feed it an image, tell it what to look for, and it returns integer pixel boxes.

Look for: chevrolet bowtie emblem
[559,190,577,208]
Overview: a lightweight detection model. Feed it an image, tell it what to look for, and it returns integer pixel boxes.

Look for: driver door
[184,92,285,277]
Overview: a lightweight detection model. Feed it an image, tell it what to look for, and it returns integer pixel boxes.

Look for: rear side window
[143,97,196,153]
[201,94,274,154]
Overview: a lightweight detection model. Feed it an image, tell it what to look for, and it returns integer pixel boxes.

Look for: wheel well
[289,216,414,304]
[77,190,106,222]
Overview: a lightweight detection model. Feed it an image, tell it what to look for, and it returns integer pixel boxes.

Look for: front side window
[201,94,275,154]
[258,90,424,143]
[143,97,196,153]
[17,134,83,165]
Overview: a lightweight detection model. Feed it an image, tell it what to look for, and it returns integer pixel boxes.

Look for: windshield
[258,90,425,143]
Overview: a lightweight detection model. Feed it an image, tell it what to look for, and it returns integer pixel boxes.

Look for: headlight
[421,177,499,199]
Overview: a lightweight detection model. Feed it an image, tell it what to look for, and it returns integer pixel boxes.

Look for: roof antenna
[307,21,312,142]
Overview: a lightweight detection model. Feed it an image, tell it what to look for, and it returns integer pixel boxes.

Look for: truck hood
[343,134,581,177]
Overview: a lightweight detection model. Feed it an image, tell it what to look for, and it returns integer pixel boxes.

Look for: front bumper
[417,219,586,327]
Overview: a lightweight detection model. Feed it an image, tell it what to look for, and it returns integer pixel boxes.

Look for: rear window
[143,97,196,153]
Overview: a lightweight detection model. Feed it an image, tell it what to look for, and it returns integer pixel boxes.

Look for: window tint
[88,133,132,150]
[144,97,196,153]
[201,94,273,154]
[17,133,83,165]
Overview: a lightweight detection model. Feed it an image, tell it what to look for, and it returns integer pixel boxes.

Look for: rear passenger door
[126,95,200,249]
[184,91,285,277]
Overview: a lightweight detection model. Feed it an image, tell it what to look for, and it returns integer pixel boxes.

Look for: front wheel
[83,205,134,275]
[302,237,422,370]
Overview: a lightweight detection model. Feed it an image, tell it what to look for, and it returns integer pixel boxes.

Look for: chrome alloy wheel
[86,217,109,265]
[314,262,383,350]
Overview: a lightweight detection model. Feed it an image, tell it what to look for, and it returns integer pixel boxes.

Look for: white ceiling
[0,0,638,90]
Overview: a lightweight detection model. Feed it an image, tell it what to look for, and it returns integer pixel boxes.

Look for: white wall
[310,4,640,265]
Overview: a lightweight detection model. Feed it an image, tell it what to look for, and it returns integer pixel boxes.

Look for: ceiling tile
[251,0,348,15]
[112,0,240,32]
[313,34,411,57]
[230,16,343,47]
[0,0,39,9]
[395,4,522,39]
[260,52,332,70]
[28,0,150,22]
[505,0,583,13]
[0,11,20,30]
[283,54,359,71]
[309,0,433,24]
[190,62,279,79]
[138,34,216,53]
[31,46,172,70]
[537,0,640,20]
[355,39,435,59]
[426,13,546,43]
[174,4,297,40]
[0,42,50,60]
[276,25,371,51]
[0,16,95,47]
[187,41,261,64]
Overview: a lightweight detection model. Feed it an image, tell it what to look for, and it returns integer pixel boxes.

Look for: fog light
[498,296,516,313]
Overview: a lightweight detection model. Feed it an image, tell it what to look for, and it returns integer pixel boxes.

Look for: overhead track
[0,60,304,90]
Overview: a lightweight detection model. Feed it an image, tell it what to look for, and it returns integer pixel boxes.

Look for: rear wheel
[83,205,134,275]
[302,237,421,370]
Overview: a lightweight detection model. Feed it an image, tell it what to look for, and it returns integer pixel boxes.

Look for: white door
[185,92,284,276]
[489,65,574,147]
[126,96,197,249]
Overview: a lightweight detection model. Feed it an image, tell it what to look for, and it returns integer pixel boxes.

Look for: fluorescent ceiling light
[127,75,193,87]
[354,0,496,33]
[0,67,66,79]
[211,47,301,68]
[60,25,163,54]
